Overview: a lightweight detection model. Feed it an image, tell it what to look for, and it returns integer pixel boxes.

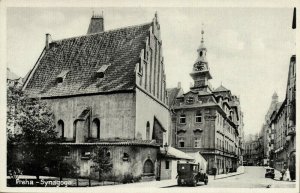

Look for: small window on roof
[96,64,110,78]
[56,70,69,83]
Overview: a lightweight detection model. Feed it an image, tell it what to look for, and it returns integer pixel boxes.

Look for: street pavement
[114,166,296,189]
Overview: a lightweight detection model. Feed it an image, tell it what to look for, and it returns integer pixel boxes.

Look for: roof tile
[24,23,152,97]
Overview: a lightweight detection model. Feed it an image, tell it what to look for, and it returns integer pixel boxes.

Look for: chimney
[87,12,104,34]
[45,33,51,49]
[177,82,181,89]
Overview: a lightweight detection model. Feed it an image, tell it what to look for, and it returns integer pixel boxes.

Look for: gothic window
[194,137,201,148]
[153,41,157,96]
[73,120,77,140]
[138,62,143,75]
[145,62,148,90]
[165,161,170,169]
[143,159,154,174]
[178,137,185,147]
[195,111,202,123]
[179,114,186,124]
[149,48,153,93]
[57,120,64,138]
[146,121,150,140]
[91,118,100,139]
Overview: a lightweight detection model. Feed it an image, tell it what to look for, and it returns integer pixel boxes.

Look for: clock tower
[190,27,213,92]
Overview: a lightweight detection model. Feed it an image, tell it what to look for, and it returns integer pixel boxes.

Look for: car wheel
[177,179,182,186]
[204,179,208,185]
[192,179,197,187]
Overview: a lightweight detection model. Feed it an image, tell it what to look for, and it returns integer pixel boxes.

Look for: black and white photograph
[1,0,298,192]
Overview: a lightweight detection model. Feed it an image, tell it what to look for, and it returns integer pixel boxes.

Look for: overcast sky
[7,7,295,136]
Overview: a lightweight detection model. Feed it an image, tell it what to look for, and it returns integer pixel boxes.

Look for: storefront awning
[160,146,194,160]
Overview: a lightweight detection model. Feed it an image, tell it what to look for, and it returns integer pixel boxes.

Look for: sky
[6,7,296,136]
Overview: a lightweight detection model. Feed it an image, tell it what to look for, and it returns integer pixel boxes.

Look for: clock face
[195,63,205,71]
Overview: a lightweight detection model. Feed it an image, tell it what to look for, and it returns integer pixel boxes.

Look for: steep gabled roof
[167,87,181,107]
[23,22,152,97]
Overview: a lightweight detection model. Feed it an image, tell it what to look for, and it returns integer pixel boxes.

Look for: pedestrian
[280,168,286,181]
[212,165,217,180]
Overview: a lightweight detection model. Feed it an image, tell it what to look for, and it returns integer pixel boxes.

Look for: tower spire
[190,23,212,92]
[201,23,204,44]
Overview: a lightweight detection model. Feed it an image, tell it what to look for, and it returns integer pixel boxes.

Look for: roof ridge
[53,21,153,43]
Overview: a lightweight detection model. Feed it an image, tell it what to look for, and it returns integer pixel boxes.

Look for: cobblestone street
[112,166,295,189]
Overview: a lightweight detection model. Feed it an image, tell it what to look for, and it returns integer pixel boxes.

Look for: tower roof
[214,85,229,92]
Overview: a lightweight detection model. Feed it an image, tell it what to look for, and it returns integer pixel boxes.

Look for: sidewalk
[273,168,296,182]
[208,171,244,180]
[208,166,245,180]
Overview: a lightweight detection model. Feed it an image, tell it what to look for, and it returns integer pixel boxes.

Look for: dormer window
[96,64,110,78]
[186,97,194,104]
[56,70,69,83]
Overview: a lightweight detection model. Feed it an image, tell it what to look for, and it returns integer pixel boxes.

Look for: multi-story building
[262,92,281,166]
[168,30,243,175]
[269,99,287,171]
[263,9,296,180]
[260,123,271,165]
[22,13,172,181]
[243,136,260,166]
[285,55,296,180]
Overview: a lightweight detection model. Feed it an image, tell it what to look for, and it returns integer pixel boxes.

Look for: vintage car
[177,162,208,186]
[264,167,275,179]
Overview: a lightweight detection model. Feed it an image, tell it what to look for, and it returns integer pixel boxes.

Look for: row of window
[179,112,202,124]
[57,118,101,139]
[178,137,201,148]
[216,138,235,153]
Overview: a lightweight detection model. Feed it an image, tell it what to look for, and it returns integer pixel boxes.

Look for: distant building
[7,68,23,88]
[270,99,287,171]
[262,92,281,166]
[243,135,263,166]
[167,29,244,175]
[22,13,173,181]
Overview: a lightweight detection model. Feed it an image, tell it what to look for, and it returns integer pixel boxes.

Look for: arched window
[143,159,154,174]
[92,118,100,139]
[146,121,150,140]
[57,120,64,138]
[73,120,77,140]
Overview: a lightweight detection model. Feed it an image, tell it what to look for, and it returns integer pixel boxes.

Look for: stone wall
[45,93,136,141]
[69,145,159,180]
[135,88,169,143]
